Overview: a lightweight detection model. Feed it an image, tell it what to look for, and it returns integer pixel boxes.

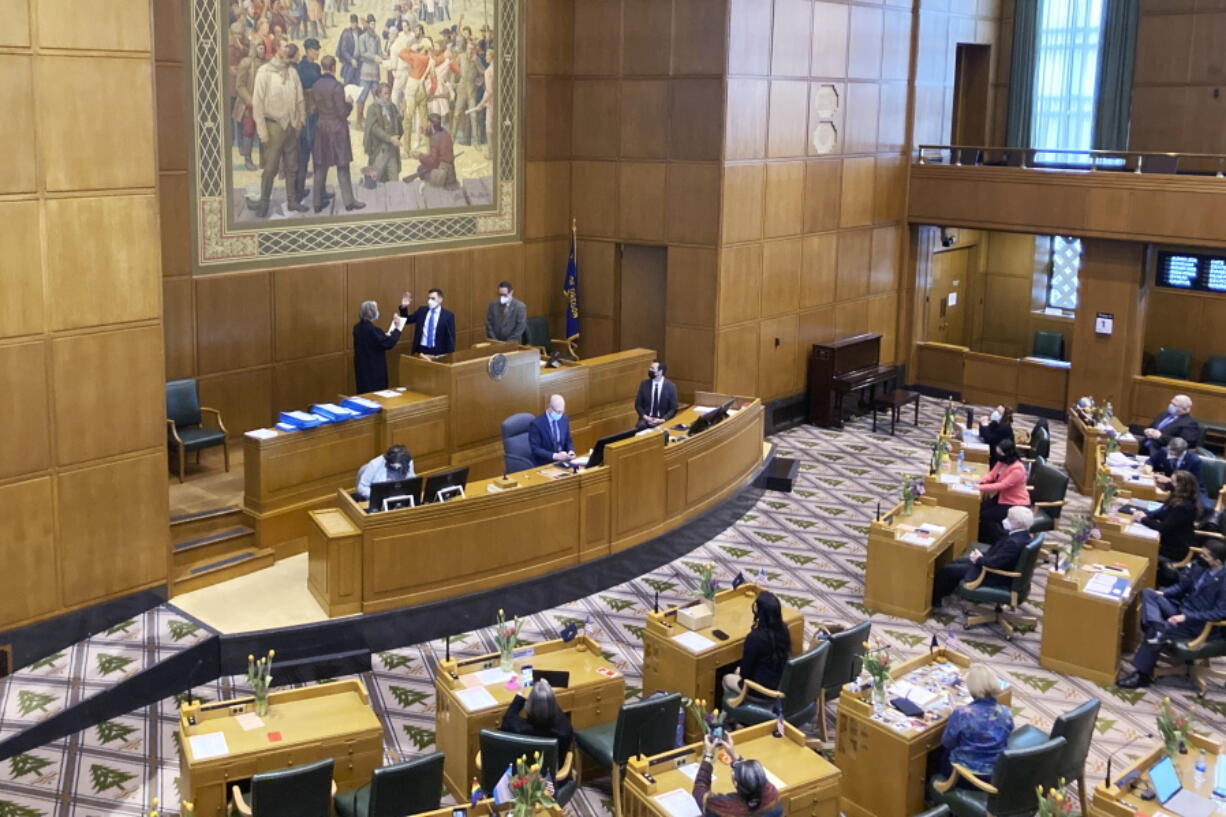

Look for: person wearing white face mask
[484,280,527,343]
[1136,394,1200,456]
[528,394,575,466]
[931,505,1034,611]
[398,288,456,357]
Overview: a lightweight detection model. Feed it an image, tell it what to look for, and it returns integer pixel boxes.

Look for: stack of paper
[245,428,278,440]
[188,732,230,760]
[455,687,499,712]
[899,532,936,547]
[653,789,701,817]
[1084,573,1131,600]
[672,631,717,654]
[373,389,400,398]
[937,474,962,485]
[1124,523,1160,540]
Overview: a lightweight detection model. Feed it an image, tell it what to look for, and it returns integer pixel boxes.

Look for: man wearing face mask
[528,394,575,466]
[1136,394,1200,456]
[484,280,527,343]
[398,288,456,357]
[635,359,678,430]
[931,505,1034,612]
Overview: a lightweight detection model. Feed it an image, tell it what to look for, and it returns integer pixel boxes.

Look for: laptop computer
[529,669,570,689]
[1149,755,1216,817]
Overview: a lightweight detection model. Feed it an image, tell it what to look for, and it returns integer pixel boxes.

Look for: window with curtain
[1031,0,1105,164]
[1044,236,1081,312]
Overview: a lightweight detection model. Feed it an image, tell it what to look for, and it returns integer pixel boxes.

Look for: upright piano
[807,333,898,428]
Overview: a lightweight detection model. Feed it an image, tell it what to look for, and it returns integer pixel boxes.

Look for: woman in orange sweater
[975,439,1030,543]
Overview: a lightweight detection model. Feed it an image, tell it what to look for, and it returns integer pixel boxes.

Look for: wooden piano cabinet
[807,333,889,428]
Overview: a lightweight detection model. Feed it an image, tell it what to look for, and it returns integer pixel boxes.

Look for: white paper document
[373,390,400,398]
[188,732,230,760]
[244,428,278,440]
[346,396,380,409]
[692,406,721,414]
[899,532,936,547]
[455,687,499,712]
[653,789,702,817]
[1124,523,1160,540]
[671,631,717,654]
[677,762,705,782]
[473,667,513,686]
[950,483,978,494]
[937,474,961,484]
[1105,452,1134,467]
[286,410,316,421]
[916,524,947,535]
[235,713,265,731]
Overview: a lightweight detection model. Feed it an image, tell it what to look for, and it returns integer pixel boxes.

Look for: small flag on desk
[563,220,580,342]
[559,621,579,643]
[731,571,746,590]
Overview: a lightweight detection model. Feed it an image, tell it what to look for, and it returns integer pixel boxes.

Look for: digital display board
[1156,251,1226,293]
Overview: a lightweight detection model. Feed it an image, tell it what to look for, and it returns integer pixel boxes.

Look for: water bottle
[676,708,686,747]
[957,449,965,471]
[757,567,768,586]
[1196,749,1208,784]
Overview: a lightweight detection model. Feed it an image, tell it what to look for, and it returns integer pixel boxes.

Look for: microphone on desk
[929,634,939,655]
[875,501,881,521]
[1106,733,1153,788]
[445,634,450,663]
[653,591,659,614]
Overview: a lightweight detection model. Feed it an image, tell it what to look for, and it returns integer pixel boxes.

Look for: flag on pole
[563,219,580,341]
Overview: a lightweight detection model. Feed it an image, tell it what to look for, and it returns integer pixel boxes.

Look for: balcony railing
[915,145,1226,178]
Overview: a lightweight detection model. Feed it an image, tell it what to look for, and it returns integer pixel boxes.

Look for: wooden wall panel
[163,276,195,379]
[38,0,150,50]
[572,160,620,238]
[274,265,346,362]
[721,163,765,244]
[767,80,810,158]
[618,162,668,242]
[762,239,803,317]
[672,0,728,76]
[811,2,850,78]
[0,55,35,193]
[0,200,43,338]
[718,244,763,326]
[198,368,276,440]
[666,247,718,328]
[666,163,722,246]
[620,81,670,159]
[840,157,876,228]
[803,160,843,234]
[801,234,839,308]
[669,79,724,161]
[0,478,58,627]
[159,173,191,277]
[571,80,620,158]
[716,324,759,396]
[0,0,30,48]
[759,314,801,399]
[725,79,769,160]
[0,341,51,480]
[274,354,350,417]
[195,273,273,374]
[763,161,805,238]
[577,240,617,320]
[836,228,873,301]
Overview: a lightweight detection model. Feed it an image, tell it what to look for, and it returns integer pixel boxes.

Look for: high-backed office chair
[955,533,1045,640]
[929,736,1066,817]
[335,753,445,817]
[232,758,335,817]
[954,148,981,166]
[816,621,871,742]
[1140,154,1180,174]
[1200,459,1226,510]
[1007,699,1101,815]
[1031,331,1064,361]
[524,317,578,360]
[574,693,682,817]
[1017,419,1050,463]
[166,378,229,483]
[1155,347,1192,380]
[1004,148,1026,168]
[1148,556,1226,694]
[913,807,951,817]
[501,412,536,474]
[1027,459,1068,534]
[477,730,576,807]
[722,641,830,730]
[1203,356,1226,387]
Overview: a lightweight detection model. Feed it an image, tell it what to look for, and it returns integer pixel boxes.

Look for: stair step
[173,547,276,595]
[170,505,246,543]
[172,526,256,567]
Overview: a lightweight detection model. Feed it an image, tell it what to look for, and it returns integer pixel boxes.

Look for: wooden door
[618,244,667,357]
[926,248,970,345]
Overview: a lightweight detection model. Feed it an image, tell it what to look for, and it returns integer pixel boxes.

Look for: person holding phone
[691,732,782,817]
[498,679,574,759]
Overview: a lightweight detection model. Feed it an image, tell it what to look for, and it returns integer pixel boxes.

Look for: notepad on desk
[473,667,513,686]
[188,732,230,760]
[653,788,702,817]
[1084,573,1131,600]
[1124,523,1160,540]
[455,687,499,712]
[671,631,717,654]
[899,532,936,546]
[245,428,278,440]
[373,389,400,398]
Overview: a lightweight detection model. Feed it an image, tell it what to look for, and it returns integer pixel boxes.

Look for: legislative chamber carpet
[1,402,1223,817]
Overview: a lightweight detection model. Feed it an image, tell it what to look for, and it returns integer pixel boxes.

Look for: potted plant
[930,438,949,475]
[678,563,718,629]
[494,608,522,673]
[1035,781,1077,817]
[1095,470,1117,516]
[1156,697,1192,759]
[246,650,274,717]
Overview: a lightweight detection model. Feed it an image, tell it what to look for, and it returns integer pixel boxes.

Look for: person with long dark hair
[724,591,791,694]
[1134,469,1202,585]
[975,439,1029,544]
[692,732,782,817]
[978,405,1014,468]
[498,678,574,758]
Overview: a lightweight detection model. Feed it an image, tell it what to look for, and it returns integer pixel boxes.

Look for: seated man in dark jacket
[1147,437,1202,487]
[1118,537,1226,688]
[931,506,1033,610]
[1136,394,1200,456]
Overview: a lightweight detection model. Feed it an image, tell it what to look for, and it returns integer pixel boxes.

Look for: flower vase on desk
[871,681,888,715]
[494,608,522,675]
[499,648,514,674]
[247,650,274,718]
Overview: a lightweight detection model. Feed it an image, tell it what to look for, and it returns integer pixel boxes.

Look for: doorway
[618,244,667,358]
[951,44,992,146]
[926,247,969,345]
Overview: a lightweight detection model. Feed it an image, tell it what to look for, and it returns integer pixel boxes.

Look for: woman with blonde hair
[939,664,1012,785]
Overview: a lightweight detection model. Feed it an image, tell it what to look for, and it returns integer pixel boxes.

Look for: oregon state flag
[563,221,580,341]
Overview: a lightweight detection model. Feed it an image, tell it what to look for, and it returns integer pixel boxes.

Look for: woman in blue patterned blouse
[939,663,1013,784]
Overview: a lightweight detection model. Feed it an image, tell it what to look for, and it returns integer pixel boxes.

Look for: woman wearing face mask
[978,405,1014,468]
[974,439,1029,544]
[1134,469,1202,585]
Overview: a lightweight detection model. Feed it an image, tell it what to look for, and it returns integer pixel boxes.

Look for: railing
[915,145,1226,178]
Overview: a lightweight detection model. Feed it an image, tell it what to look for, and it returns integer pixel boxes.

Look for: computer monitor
[585,428,637,469]
[423,466,469,503]
[367,476,423,513]
[688,399,735,437]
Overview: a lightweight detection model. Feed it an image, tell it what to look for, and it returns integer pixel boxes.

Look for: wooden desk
[178,679,384,817]
[835,648,1012,817]
[1039,547,1147,684]
[1089,734,1221,817]
[864,500,970,622]
[1093,504,1161,590]
[433,636,623,799]
[949,426,990,464]
[624,720,842,817]
[1104,452,1167,504]
[1066,407,1138,494]
[923,457,989,544]
[640,583,805,741]
[307,397,766,615]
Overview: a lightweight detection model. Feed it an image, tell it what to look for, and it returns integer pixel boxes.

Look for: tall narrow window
[1046,236,1081,312]
[1031,0,1105,164]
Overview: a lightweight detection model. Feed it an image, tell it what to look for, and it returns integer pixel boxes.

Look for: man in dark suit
[352,300,406,392]
[1148,437,1202,487]
[1137,394,1200,456]
[398,288,456,356]
[484,280,527,343]
[635,359,679,431]
[931,506,1034,610]
[528,394,575,466]
[1118,537,1226,688]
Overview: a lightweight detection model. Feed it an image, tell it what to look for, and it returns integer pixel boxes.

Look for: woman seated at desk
[1132,469,1201,585]
[499,679,574,759]
[975,440,1029,544]
[723,592,790,696]
[978,406,1014,468]
[692,732,782,817]
[939,664,1012,786]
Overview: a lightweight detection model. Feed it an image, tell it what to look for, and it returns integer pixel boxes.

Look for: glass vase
[902,497,914,517]
[499,648,514,674]
[871,680,888,715]
[254,695,269,718]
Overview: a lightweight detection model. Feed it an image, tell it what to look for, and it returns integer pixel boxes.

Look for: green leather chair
[477,730,576,807]
[1204,356,1226,388]
[929,736,1065,817]
[1200,458,1226,508]
[1017,420,1050,463]
[523,316,578,360]
[334,753,444,817]
[913,807,951,817]
[721,640,830,730]
[1007,698,1101,815]
[574,693,682,817]
[1155,347,1192,380]
[233,758,334,817]
[955,533,1045,640]
[166,377,229,483]
[1031,331,1064,361]
[815,620,871,742]
[1154,616,1226,696]
[1027,458,1068,534]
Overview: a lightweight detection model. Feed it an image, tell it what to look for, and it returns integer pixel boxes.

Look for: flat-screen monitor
[585,428,637,469]
[688,398,736,437]
[1156,249,1226,293]
[423,466,469,503]
[368,476,423,513]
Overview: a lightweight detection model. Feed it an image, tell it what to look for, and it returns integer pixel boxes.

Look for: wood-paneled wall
[1144,287,1226,384]
[0,0,167,631]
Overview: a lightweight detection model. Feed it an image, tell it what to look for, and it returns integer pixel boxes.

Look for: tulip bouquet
[247,649,274,717]
[694,563,718,604]
[508,752,557,817]
[900,474,924,516]
[930,438,950,475]
[1156,697,1192,759]
[1035,781,1076,817]
[1065,514,1099,571]
[1095,469,1117,516]
[862,638,892,688]
[494,608,522,673]
[682,697,727,736]
[1104,426,1121,455]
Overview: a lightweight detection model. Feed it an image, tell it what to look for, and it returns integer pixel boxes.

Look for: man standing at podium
[399,289,456,356]
[635,359,678,430]
[529,394,575,466]
[485,280,527,343]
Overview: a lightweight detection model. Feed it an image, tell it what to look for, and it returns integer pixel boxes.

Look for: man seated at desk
[1135,394,1200,456]
[355,444,415,500]
[1117,538,1226,688]
[1147,436,1202,488]
[635,359,678,431]
[398,288,456,357]
[931,506,1033,612]
[529,394,575,466]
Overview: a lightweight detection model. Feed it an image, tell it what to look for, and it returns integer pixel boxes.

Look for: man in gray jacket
[485,281,528,343]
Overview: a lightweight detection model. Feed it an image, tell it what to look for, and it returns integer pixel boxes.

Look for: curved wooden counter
[307,395,765,616]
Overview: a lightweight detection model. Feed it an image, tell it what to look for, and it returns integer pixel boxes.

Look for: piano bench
[872,389,921,435]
